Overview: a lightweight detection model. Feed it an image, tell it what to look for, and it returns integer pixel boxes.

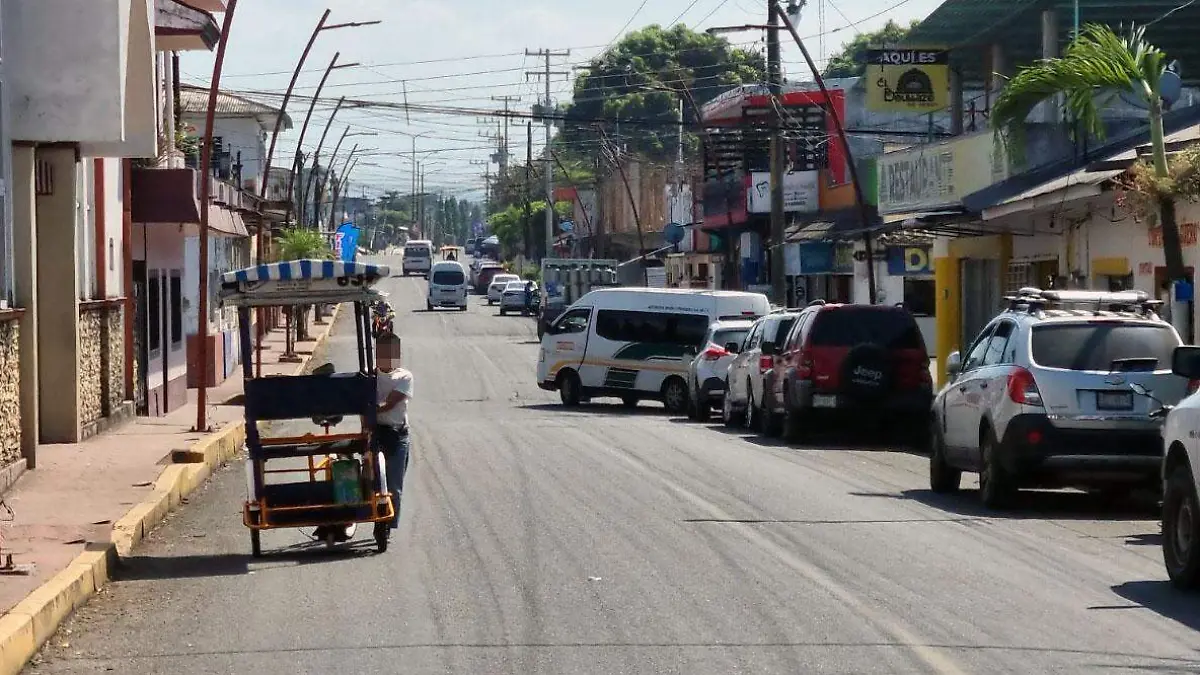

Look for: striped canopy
[222,259,390,284]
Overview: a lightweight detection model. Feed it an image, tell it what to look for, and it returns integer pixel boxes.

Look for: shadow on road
[866,487,1161,522]
[116,541,381,580]
[521,402,668,417]
[1112,580,1200,633]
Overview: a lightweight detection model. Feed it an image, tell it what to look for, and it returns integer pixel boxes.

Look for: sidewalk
[0,308,342,673]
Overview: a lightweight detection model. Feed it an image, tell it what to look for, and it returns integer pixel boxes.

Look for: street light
[300,95,346,226]
[318,129,376,226]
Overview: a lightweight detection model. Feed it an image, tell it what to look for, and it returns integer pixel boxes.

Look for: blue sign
[1176,280,1195,302]
[886,245,933,276]
[560,221,574,233]
[663,222,685,245]
[796,243,853,275]
[472,220,485,237]
[334,222,360,262]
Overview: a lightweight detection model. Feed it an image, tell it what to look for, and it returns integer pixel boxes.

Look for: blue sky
[181,0,946,201]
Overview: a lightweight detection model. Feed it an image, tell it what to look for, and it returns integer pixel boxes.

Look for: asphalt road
[24,256,1200,674]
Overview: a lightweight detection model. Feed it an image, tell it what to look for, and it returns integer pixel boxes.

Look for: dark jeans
[375,425,410,528]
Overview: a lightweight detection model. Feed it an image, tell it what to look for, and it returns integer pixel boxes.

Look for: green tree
[275,226,331,261]
[564,24,764,160]
[822,20,920,79]
[991,23,1185,283]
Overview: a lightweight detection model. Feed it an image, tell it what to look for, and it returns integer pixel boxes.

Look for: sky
[179,0,946,203]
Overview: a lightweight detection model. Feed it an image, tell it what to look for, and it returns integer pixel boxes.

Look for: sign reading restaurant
[877,132,1008,214]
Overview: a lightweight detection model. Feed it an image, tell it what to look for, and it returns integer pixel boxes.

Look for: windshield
[712,327,751,348]
[810,307,924,349]
[1031,322,1179,371]
[431,269,464,285]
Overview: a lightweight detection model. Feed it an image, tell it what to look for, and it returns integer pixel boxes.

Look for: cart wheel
[374,521,390,553]
[250,529,262,558]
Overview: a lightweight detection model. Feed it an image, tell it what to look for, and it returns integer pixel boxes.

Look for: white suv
[1159,346,1200,587]
[687,319,754,422]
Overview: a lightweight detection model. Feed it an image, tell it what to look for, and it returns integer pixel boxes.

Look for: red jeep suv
[771,302,933,444]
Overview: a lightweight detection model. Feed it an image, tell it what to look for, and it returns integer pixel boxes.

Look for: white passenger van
[402,239,434,276]
[536,288,770,412]
[427,260,469,311]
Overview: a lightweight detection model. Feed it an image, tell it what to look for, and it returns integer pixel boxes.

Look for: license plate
[812,394,837,408]
[1096,391,1133,410]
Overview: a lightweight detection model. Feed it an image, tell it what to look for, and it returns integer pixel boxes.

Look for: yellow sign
[877,132,1008,214]
[865,49,949,113]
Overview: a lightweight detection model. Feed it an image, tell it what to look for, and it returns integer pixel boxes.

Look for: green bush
[520,265,541,282]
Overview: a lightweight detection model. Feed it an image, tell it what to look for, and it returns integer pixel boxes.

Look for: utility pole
[526,48,569,260]
[767,0,787,306]
[525,121,533,258]
[491,95,521,171]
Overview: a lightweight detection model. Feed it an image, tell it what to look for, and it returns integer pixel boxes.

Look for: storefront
[785,241,855,306]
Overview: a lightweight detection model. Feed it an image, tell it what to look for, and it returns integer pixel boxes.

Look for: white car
[426,260,468,311]
[487,274,520,304]
[686,319,755,422]
[1158,345,1200,588]
[499,280,538,315]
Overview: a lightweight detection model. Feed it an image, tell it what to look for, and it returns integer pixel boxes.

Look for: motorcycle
[371,302,395,338]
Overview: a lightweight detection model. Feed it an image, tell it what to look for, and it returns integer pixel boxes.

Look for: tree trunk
[1149,102,1187,283]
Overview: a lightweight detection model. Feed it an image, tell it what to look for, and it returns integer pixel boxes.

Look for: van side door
[545,306,592,386]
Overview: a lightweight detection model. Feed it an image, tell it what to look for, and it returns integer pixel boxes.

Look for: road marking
[601,444,968,675]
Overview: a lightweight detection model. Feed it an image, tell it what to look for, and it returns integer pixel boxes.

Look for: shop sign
[877,132,1008,214]
[747,170,819,214]
[886,245,932,276]
[797,242,854,274]
[1148,222,1198,248]
[865,49,949,113]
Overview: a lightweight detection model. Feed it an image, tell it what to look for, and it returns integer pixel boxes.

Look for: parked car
[536,288,770,411]
[686,320,755,422]
[499,280,539,315]
[426,260,469,311]
[487,274,521,304]
[773,301,932,444]
[1160,345,1200,588]
[930,288,1185,509]
[723,309,801,431]
[474,265,507,294]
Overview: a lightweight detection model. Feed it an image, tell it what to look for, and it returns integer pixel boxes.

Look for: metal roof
[179,85,291,129]
[905,0,1200,86]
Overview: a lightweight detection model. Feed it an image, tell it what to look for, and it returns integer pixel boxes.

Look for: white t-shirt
[377,367,413,427]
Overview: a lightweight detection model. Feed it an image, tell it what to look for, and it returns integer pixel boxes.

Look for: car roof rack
[1003,286,1163,317]
[806,299,827,307]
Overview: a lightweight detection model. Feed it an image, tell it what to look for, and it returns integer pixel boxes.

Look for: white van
[536,288,770,412]
[427,260,469,311]
[402,239,434,276]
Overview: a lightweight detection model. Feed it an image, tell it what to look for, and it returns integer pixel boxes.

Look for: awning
[208,205,249,238]
[882,209,965,225]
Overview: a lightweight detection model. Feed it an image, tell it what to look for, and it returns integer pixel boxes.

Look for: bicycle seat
[311,415,344,428]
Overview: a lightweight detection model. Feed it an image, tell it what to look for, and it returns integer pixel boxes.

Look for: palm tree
[991,23,1185,284]
[274,227,332,344]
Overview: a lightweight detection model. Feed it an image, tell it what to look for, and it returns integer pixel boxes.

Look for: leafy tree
[822,19,920,79]
[564,24,764,160]
[275,226,331,261]
[992,23,1186,284]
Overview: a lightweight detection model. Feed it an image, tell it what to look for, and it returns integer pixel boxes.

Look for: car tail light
[1007,367,1043,406]
[701,344,728,361]
[759,355,774,371]
[1189,379,1200,395]
[796,348,814,379]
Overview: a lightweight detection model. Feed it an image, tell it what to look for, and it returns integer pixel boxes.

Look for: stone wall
[105,307,124,413]
[78,308,103,426]
[0,317,20,467]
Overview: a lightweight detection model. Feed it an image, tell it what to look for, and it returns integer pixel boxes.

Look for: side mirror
[724,341,741,354]
[761,341,777,356]
[1173,346,1200,380]
[946,351,963,378]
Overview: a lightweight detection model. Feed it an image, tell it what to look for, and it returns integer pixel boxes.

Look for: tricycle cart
[220,260,395,557]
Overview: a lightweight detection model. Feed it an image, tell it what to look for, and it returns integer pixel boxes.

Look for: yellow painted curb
[0,302,344,674]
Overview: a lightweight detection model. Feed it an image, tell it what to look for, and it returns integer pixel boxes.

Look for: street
[24,257,1200,674]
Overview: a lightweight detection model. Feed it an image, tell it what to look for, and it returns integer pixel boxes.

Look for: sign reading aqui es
[865,48,949,113]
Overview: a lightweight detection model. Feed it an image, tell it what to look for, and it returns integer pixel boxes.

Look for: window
[169,273,183,345]
[712,327,751,349]
[745,321,765,350]
[556,307,591,334]
[962,324,996,372]
[1031,323,1179,371]
[809,307,924,349]
[903,278,935,317]
[982,321,1015,366]
[432,270,465,285]
[771,316,797,347]
[148,274,161,352]
[595,310,709,346]
[785,312,812,351]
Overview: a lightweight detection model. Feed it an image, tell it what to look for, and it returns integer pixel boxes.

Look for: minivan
[402,240,434,276]
[427,261,469,311]
[536,288,770,412]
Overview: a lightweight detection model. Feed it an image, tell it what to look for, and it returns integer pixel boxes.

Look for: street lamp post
[196,0,240,433]
[300,95,346,227]
[319,130,376,229]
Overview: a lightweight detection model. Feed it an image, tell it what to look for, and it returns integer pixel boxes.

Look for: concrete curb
[0,305,344,675]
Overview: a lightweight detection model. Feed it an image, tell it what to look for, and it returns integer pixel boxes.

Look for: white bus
[402,239,434,276]
[536,288,770,412]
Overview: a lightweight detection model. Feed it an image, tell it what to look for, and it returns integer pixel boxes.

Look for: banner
[886,245,933,276]
[334,222,360,262]
[865,49,949,113]
[747,170,819,214]
[877,132,1008,214]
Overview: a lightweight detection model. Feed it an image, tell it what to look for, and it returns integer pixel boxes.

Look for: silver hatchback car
[687,319,755,422]
[930,287,1187,508]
